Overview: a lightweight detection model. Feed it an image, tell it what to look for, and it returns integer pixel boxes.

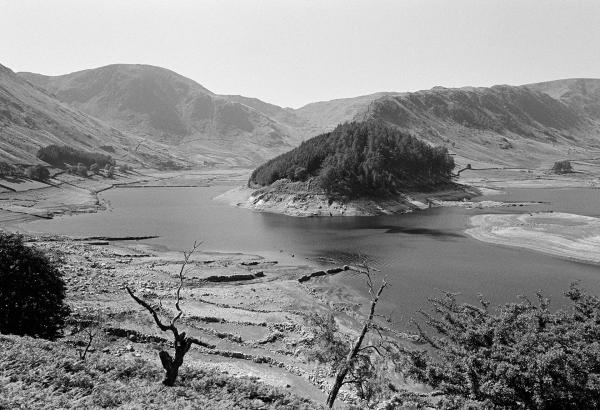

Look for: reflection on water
[379,226,465,237]
[21,185,600,329]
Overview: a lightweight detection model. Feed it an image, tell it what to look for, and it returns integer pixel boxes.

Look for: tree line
[37,145,115,169]
[249,121,455,198]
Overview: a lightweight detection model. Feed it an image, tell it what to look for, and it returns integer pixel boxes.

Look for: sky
[1,0,599,108]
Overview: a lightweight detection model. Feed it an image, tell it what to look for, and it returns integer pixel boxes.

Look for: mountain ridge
[0,63,184,167]
[8,61,600,169]
[289,78,600,168]
[19,64,299,166]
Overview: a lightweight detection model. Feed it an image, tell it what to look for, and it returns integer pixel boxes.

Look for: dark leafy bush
[551,160,573,174]
[37,145,115,169]
[0,234,69,339]
[249,121,455,198]
[403,285,600,409]
[25,164,50,181]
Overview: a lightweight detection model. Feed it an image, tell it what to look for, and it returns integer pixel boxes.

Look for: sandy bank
[466,212,600,264]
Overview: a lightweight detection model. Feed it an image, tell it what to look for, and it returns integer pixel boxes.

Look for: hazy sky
[1,0,599,108]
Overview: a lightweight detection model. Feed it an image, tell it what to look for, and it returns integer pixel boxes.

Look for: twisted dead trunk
[326,281,386,408]
[159,332,192,386]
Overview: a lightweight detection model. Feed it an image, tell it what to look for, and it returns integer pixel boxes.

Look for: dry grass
[0,334,322,409]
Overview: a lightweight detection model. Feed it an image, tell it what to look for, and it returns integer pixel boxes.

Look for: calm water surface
[22,185,600,327]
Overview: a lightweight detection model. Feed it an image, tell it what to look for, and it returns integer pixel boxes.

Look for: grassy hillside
[0,63,182,168]
[250,121,455,198]
[292,80,600,168]
[20,65,298,166]
[0,334,321,410]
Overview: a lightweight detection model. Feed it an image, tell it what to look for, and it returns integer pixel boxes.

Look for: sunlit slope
[0,63,183,167]
[21,65,299,166]
[293,80,600,168]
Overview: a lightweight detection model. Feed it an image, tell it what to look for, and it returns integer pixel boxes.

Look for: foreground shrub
[0,234,69,339]
[0,334,322,409]
[403,285,600,409]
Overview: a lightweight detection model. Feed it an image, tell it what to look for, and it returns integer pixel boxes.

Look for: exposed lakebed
[20,184,600,328]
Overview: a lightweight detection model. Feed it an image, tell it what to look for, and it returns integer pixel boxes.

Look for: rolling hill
[8,60,600,170]
[19,65,302,166]
[0,63,185,167]
[292,80,600,168]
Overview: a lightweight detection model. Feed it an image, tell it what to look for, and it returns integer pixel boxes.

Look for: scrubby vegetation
[0,233,69,339]
[37,144,115,169]
[26,164,50,181]
[0,334,321,409]
[306,313,395,407]
[402,284,600,409]
[0,161,21,177]
[551,160,573,174]
[249,121,455,198]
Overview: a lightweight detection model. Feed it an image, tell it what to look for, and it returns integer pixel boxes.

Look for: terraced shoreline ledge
[466,212,600,264]
[0,233,421,407]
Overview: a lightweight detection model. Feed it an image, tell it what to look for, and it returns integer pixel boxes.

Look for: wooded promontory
[249,121,455,198]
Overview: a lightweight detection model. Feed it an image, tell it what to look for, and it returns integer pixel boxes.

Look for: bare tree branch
[172,241,202,327]
[326,268,388,408]
[126,286,173,333]
[126,242,213,386]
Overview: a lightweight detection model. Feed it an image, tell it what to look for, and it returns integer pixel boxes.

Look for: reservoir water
[21,185,600,327]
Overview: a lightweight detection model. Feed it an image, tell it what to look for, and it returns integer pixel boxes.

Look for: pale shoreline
[215,184,542,217]
[466,212,600,265]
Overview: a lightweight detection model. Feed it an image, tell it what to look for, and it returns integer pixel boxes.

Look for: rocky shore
[217,178,548,217]
[217,179,486,217]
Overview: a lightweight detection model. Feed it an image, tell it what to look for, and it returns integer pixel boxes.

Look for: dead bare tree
[126,241,215,386]
[78,326,97,360]
[325,264,389,408]
[72,313,104,361]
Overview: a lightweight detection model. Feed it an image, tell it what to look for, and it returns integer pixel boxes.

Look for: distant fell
[20,64,301,166]
[14,62,600,169]
[292,79,600,168]
[0,63,179,166]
